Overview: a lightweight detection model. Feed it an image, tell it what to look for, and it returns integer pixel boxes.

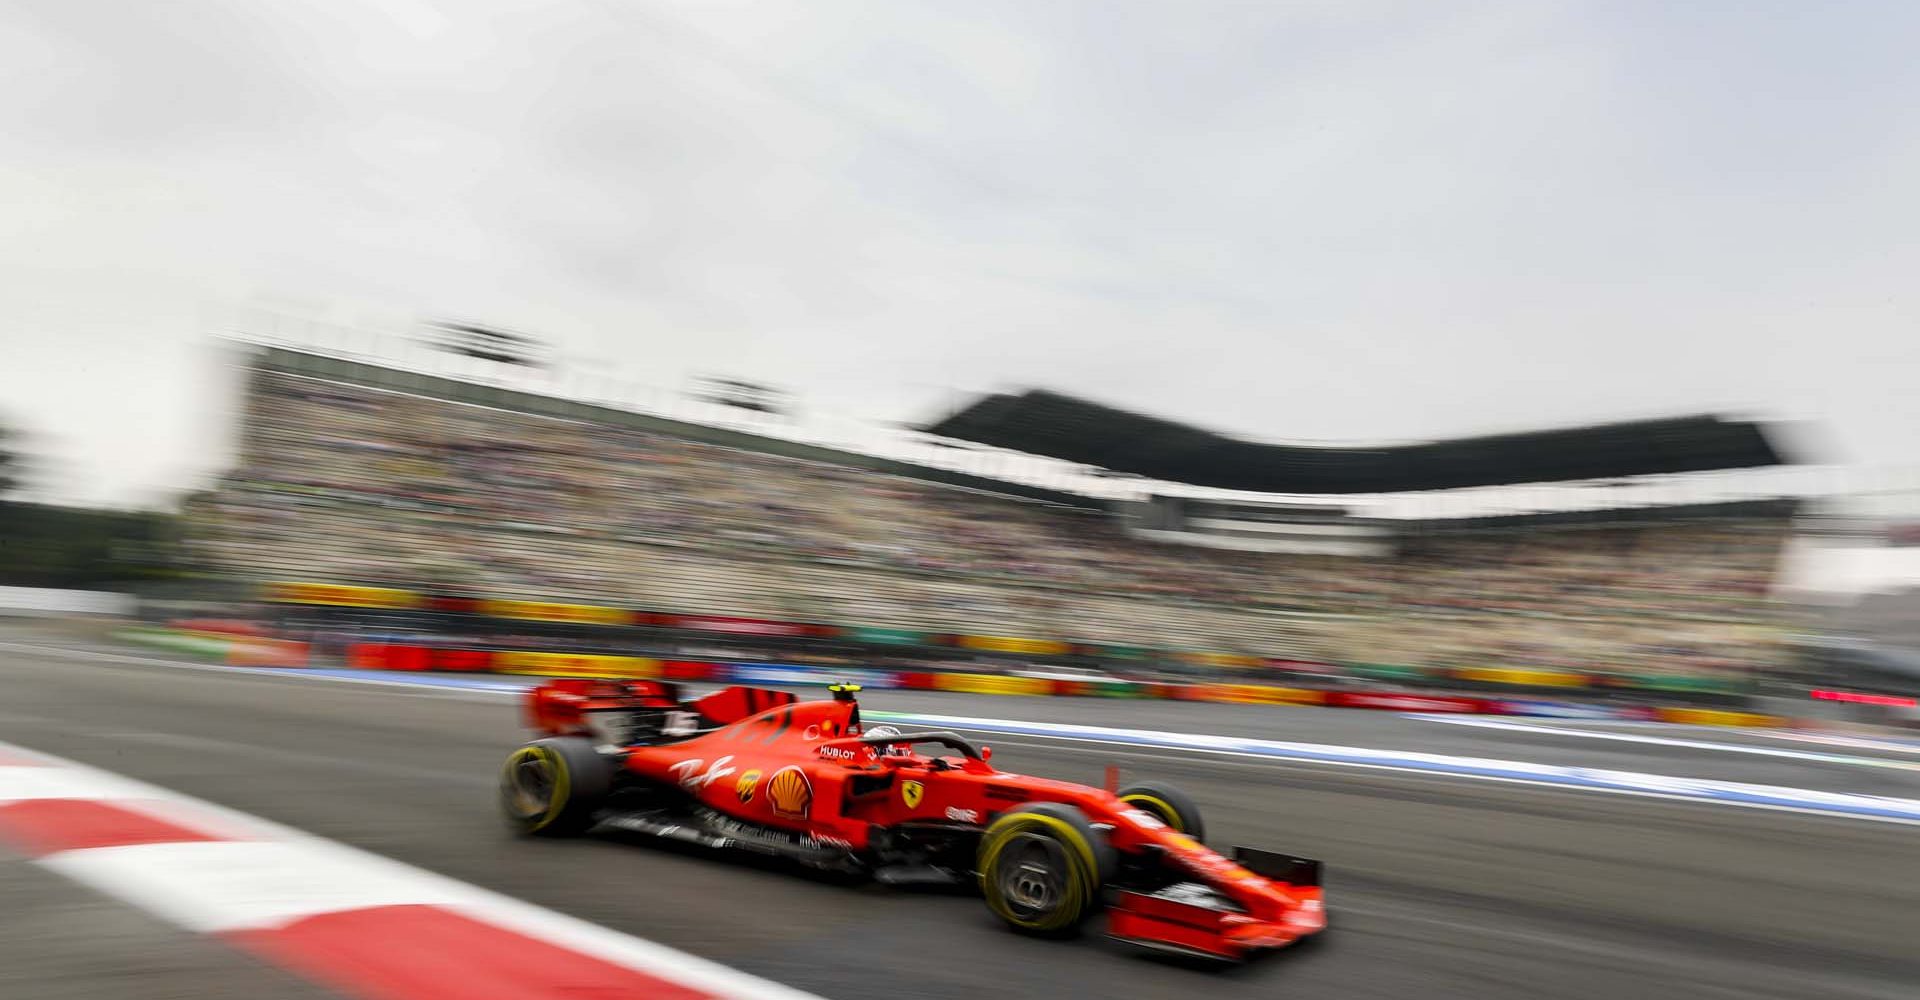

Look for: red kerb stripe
[0,799,227,856]
[227,904,716,1000]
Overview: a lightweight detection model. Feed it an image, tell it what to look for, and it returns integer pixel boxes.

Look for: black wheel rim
[508,753,556,817]
[996,832,1069,918]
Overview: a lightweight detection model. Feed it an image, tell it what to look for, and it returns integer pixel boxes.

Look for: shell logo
[767,766,812,819]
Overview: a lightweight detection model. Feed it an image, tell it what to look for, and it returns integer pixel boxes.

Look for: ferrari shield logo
[735,769,762,804]
[901,780,924,809]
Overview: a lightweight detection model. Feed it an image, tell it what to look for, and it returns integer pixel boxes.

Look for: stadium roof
[922,391,1786,494]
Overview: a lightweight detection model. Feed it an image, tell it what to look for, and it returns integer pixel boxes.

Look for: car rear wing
[523,679,680,734]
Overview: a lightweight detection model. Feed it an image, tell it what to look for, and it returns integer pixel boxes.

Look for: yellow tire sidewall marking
[503,745,571,832]
[1118,793,1185,834]
[977,813,1098,931]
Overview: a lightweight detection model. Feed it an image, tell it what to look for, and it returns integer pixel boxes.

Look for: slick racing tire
[500,737,613,836]
[977,803,1113,936]
[1116,780,1206,843]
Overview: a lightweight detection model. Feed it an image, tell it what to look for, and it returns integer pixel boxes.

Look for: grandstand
[190,345,1798,682]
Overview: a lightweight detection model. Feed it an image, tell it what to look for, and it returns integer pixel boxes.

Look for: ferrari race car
[499,680,1327,961]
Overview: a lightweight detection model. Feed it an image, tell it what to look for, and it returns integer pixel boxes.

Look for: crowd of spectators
[188,371,1793,679]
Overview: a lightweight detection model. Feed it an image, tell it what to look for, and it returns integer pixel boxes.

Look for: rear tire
[500,737,612,836]
[976,803,1112,936]
[1117,781,1206,843]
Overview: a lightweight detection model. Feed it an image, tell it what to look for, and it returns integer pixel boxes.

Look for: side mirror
[979,745,992,762]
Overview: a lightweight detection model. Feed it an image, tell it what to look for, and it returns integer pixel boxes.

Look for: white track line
[871,712,1920,827]
[1407,714,1920,772]
[0,639,523,700]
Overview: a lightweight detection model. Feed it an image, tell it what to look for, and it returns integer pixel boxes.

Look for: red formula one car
[499,680,1327,961]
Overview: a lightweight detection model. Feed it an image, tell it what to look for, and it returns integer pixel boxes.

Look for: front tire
[500,737,612,836]
[1117,781,1206,843]
[976,803,1111,936]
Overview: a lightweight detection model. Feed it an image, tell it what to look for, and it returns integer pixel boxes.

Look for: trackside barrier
[1452,666,1590,688]
[122,627,241,660]
[724,662,848,686]
[166,624,311,668]
[1052,679,1151,699]
[658,614,834,637]
[1602,674,1741,694]
[0,586,135,617]
[931,673,1055,697]
[661,660,720,681]
[345,644,427,671]
[1183,684,1325,706]
[428,648,493,672]
[1497,699,1637,720]
[121,630,1794,728]
[1329,692,1493,713]
[477,599,633,626]
[955,635,1073,655]
[263,582,421,609]
[492,651,662,679]
[175,619,270,638]
[226,637,311,668]
[1654,707,1783,728]
[263,581,1753,699]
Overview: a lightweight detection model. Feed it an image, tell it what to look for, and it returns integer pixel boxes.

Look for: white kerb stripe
[42,840,475,933]
[0,740,826,1000]
[0,765,161,804]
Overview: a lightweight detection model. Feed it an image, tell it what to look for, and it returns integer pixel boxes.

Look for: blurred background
[5,2,1920,719]
[4,2,1920,997]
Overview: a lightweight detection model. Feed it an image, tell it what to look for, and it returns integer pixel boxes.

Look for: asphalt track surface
[3,634,1918,999]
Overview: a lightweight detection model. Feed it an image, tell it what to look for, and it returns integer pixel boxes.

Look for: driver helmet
[863,724,914,757]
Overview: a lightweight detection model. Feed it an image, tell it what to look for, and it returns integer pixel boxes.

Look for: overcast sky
[2,0,1918,506]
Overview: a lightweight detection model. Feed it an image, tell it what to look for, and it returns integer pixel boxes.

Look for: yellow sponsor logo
[1197,684,1325,706]
[478,600,629,626]
[1180,652,1265,668]
[768,766,812,819]
[1655,707,1783,728]
[735,769,762,804]
[265,582,420,609]
[957,635,1071,655]
[1455,666,1590,688]
[901,780,924,809]
[933,673,1054,697]
[491,651,660,679]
